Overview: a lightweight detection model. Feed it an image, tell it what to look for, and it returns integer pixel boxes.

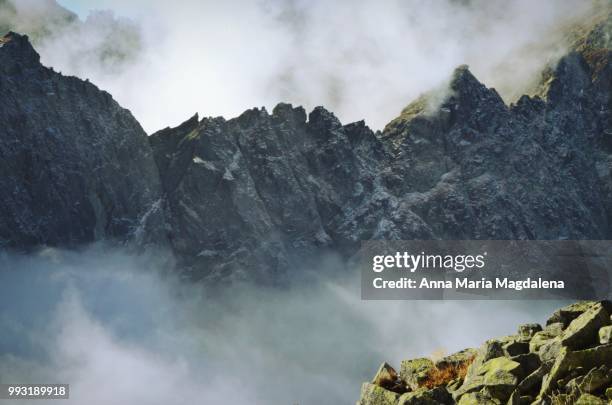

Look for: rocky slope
[0,32,165,248]
[150,11,612,280]
[0,10,611,281]
[357,300,612,405]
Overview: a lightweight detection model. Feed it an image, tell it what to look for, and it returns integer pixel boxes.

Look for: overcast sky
[31,1,599,133]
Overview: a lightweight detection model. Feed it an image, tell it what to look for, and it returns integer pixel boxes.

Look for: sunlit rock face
[0,32,166,248]
[1,12,611,281]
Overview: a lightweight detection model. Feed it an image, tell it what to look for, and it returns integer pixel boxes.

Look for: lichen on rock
[357,301,612,405]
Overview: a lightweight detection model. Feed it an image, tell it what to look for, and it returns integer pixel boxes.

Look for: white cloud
[0,246,565,404]
[6,0,598,132]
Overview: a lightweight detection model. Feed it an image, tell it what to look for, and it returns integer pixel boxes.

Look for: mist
[0,246,566,404]
[0,0,600,132]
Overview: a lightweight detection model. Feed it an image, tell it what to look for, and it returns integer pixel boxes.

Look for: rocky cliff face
[1,11,611,280]
[357,301,612,405]
[0,32,165,248]
[150,12,612,280]
[149,104,386,280]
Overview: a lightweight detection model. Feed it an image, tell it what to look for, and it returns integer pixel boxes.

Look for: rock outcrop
[0,32,165,248]
[149,104,385,280]
[150,11,612,280]
[357,300,612,405]
[0,9,611,281]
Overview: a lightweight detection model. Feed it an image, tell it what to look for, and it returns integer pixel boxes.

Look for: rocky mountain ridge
[0,10,611,281]
[0,31,166,249]
[357,301,612,405]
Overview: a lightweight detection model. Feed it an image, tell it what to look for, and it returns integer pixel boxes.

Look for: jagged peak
[307,106,342,130]
[180,113,200,129]
[172,112,200,135]
[449,64,482,91]
[0,31,40,68]
[235,106,270,128]
[527,7,611,101]
[568,7,612,53]
[383,64,507,136]
[150,113,200,140]
[448,64,505,107]
[272,102,307,124]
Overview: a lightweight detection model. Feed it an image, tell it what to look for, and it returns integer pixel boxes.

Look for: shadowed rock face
[1,12,611,281]
[0,32,165,248]
[149,104,386,281]
[151,14,612,281]
[379,53,610,241]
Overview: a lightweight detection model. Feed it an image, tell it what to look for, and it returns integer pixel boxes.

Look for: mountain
[149,11,612,280]
[0,32,165,248]
[357,300,612,405]
[0,10,611,281]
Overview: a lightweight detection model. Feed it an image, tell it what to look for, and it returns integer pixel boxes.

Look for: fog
[1,0,600,132]
[0,246,565,404]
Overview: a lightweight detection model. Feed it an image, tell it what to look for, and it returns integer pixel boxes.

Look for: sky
[3,0,600,133]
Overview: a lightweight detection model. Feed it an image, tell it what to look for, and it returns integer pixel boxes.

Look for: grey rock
[517,324,542,339]
[0,32,165,249]
[1,12,612,284]
[599,325,612,344]
[560,302,610,349]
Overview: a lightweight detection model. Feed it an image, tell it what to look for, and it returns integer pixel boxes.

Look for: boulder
[396,387,452,405]
[546,301,599,326]
[434,348,477,369]
[539,344,612,397]
[565,365,612,394]
[455,357,522,402]
[517,324,542,339]
[560,302,610,349]
[478,358,523,401]
[599,325,612,345]
[516,364,550,395]
[556,367,587,389]
[358,382,399,405]
[463,340,505,383]
[509,353,540,376]
[373,362,399,386]
[400,358,435,390]
[543,322,565,335]
[529,328,563,353]
[502,340,530,357]
[537,339,563,363]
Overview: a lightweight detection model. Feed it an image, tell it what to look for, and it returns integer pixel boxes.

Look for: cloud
[1,0,600,133]
[0,246,566,404]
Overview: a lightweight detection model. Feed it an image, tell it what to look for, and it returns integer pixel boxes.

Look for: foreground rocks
[357,301,612,405]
